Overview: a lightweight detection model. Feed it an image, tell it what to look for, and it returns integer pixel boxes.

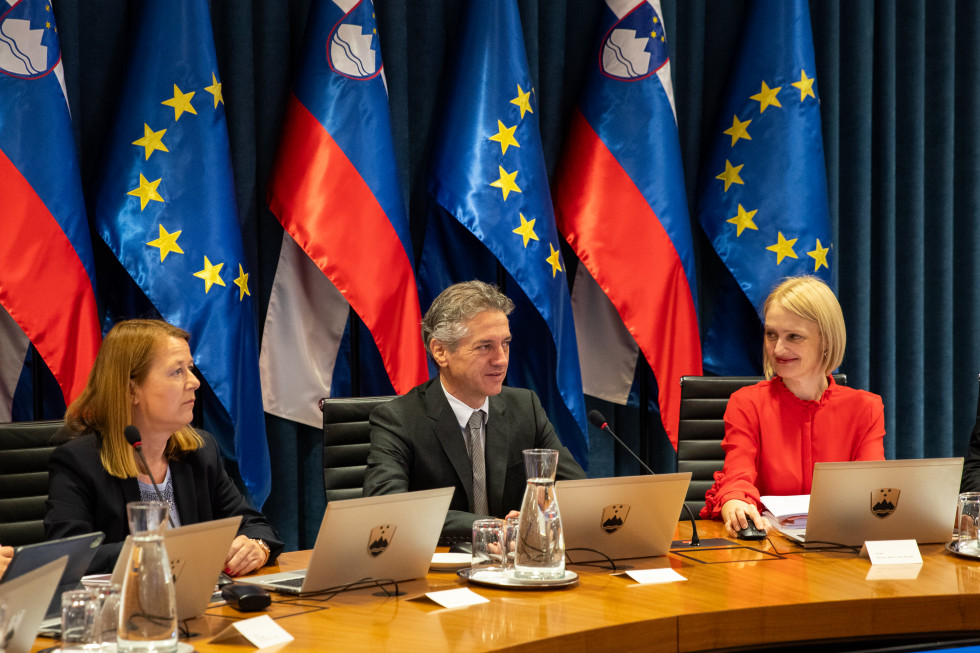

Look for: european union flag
[696,0,833,375]
[94,0,271,505]
[419,0,588,464]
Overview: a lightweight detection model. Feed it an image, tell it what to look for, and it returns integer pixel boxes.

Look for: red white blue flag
[554,0,701,449]
[263,0,427,422]
[0,0,101,408]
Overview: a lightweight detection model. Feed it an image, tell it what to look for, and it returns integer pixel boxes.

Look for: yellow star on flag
[716,160,744,191]
[512,213,538,247]
[161,84,197,121]
[233,264,250,300]
[727,204,759,236]
[750,81,782,113]
[205,72,223,108]
[193,256,225,293]
[723,115,752,147]
[546,243,563,277]
[490,165,522,200]
[807,238,830,270]
[766,231,799,264]
[489,120,520,155]
[127,173,164,210]
[146,224,183,261]
[510,84,533,119]
[132,124,168,160]
[791,69,816,101]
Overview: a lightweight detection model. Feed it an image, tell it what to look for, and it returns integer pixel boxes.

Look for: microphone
[587,410,700,547]
[124,425,175,528]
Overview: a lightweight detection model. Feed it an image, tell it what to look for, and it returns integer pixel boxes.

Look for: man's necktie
[467,410,489,515]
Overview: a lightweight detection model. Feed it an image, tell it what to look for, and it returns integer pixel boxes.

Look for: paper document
[760,495,810,522]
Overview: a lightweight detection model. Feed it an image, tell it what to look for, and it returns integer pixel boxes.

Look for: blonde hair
[64,319,203,478]
[761,276,845,379]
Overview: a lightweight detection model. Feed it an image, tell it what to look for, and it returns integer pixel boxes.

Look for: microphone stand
[124,425,175,528]
[589,411,700,546]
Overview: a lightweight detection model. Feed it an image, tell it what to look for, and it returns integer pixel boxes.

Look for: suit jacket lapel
[485,394,510,515]
[425,379,475,509]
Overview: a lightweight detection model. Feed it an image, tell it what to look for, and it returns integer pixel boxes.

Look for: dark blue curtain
[44,0,980,549]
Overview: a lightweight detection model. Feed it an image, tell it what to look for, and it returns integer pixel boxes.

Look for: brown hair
[64,319,203,478]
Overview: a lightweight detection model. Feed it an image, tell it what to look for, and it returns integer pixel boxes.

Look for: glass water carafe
[514,448,565,580]
[117,501,178,653]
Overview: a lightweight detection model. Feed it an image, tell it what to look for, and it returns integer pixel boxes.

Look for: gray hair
[421,280,515,355]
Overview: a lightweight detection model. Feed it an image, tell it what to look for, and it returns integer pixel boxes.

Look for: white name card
[425,587,490,608]
[210,614,294,649]
[860,539,923,565]
[625,568,687,585]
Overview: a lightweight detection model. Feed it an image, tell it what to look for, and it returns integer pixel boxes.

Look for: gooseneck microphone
[124,425,175,528]
[587,410,700,547]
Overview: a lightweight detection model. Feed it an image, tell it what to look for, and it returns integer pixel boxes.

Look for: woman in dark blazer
[44,319,281,574]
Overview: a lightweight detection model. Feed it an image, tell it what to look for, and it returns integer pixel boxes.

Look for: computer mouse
[735,523,767,540]
[448,541,473,555]
[221,582,272,612]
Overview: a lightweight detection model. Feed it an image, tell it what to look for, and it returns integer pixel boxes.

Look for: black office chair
[0,420,64,546]
[676,374,846,516]
[320,396,393,506]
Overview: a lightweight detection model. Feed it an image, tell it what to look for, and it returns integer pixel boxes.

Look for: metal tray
[945,541,980,560]
[457,567,578,589]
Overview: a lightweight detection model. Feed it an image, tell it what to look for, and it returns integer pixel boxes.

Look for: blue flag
[418,0,588,464]
[94,0,271,505]
[696,0,833,375]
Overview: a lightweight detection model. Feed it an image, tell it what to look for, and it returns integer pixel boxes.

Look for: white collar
[439,378,490,430]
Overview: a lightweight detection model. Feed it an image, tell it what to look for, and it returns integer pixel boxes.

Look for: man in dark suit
[363,281,585,543]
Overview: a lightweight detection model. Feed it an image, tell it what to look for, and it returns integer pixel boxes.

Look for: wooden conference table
[35,521,980,652]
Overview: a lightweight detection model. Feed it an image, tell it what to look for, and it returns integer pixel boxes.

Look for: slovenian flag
[554,0,701,449]
[262,0,427,426]
[0,0,101,413]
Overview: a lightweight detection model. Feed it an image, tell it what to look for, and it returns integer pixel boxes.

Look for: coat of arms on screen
[368,524,395,557]
[600,504,631,534]
[871,488,900,519]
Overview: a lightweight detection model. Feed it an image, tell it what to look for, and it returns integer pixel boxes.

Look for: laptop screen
[791,458,963,547]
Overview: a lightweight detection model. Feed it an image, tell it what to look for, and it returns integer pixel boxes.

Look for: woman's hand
[224,535,270,577]
[721,499,768,538]
[0,544,12,577]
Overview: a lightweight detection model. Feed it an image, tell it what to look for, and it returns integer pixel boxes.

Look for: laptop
[556,472,691,560]
[238,487,453,595]
[1,532,104,618]
[0,557,68,653]
[774,458,963,547]
[109,516,242,621]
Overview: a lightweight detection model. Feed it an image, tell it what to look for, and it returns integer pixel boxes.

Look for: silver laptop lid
[111,516,241,620]
[556,473,691,560]
[804,458,963,547]
[241,487,453,594]
[1,557,68,653]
